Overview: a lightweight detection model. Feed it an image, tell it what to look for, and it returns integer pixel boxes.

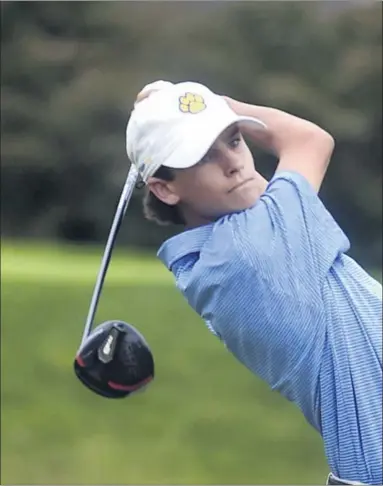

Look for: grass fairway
[1,241,328,484]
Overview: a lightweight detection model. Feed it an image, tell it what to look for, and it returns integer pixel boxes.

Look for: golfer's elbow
[310,125,335,150]
[306,125,335,161]
[285,122,335,162]
[271,113,335,164]
[296,120,335,151]
[277,123,335,192]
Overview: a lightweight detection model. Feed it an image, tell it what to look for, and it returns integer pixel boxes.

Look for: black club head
[74,320,154,399]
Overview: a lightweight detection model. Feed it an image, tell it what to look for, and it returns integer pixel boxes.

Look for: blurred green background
[1,1,382,484]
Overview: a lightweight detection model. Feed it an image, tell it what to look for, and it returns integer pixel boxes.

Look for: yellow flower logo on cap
[179,93,206,114]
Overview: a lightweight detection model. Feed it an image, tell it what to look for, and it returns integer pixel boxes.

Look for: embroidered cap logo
[179,93,206,114]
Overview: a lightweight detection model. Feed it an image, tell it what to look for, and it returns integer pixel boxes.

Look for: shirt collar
[157,223,214,271]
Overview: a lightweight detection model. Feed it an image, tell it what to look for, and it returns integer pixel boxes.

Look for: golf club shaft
[80,164,139,348]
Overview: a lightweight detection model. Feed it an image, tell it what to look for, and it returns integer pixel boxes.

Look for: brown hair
[142,166,185,226]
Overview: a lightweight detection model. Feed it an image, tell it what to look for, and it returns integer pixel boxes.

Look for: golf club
[73,164,155,399]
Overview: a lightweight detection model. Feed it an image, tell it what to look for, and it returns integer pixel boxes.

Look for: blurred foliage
[1,1,382,267]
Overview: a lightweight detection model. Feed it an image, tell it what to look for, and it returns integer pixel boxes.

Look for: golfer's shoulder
[199,214,274,272]
[157,224,214,273]
[209,172,311,247]
[261,170,322,210]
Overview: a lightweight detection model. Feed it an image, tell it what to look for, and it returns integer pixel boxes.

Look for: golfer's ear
[147,177,180,206]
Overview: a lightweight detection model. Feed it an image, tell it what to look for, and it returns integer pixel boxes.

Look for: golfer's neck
[182,208,214,230]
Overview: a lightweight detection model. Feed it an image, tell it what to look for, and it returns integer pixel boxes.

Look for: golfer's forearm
[225,97,333,158]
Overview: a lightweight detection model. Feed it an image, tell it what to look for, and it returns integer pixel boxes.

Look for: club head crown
[74,320,154,399]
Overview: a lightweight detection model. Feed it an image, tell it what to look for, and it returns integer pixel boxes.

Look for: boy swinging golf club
[75,79,382,486]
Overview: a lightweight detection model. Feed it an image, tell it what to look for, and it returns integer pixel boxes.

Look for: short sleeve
[250,170,350,285]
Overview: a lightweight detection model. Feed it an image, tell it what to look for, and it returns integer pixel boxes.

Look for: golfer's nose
[222,151,244,177]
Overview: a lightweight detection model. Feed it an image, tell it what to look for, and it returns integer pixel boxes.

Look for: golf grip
[80,164,139,348]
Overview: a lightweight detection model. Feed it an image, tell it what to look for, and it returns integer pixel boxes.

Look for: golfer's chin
[230,185,264,211]
[212,196,262,221]
[201,184,266,223]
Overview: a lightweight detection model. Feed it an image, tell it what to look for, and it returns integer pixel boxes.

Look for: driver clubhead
[74,320,154,399]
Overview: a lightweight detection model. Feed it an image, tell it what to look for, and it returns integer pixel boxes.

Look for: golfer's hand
[134,80,174,106]
[135,89,157,105]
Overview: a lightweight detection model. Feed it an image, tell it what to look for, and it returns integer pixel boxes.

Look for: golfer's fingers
[135,89,158,105]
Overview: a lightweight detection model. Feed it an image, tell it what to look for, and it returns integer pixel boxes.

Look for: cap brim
[162,114,266,170]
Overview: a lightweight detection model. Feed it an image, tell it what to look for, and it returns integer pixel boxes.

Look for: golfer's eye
[229,135,241,148]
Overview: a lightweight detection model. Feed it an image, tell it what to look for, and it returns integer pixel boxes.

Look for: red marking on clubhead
[108,375,153,391]
[76,356,85,367]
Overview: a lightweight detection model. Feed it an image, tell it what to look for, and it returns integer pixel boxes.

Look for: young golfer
[126,80,382,486]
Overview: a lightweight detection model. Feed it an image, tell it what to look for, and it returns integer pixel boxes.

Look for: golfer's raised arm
[224,97,335,193]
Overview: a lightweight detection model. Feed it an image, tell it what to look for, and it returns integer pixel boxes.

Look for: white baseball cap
[126,80,266,182]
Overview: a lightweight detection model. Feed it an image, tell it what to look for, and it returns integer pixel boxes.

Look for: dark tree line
[1,1,381,268]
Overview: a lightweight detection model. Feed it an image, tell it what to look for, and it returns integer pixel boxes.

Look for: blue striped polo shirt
[158,171,382,484]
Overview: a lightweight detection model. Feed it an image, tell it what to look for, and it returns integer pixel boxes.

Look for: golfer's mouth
[229,178,254,193]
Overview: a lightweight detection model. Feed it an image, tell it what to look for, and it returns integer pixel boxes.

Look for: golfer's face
[172,124,267,221]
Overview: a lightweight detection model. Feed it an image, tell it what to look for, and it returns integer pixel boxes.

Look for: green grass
[1,241,329,484]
